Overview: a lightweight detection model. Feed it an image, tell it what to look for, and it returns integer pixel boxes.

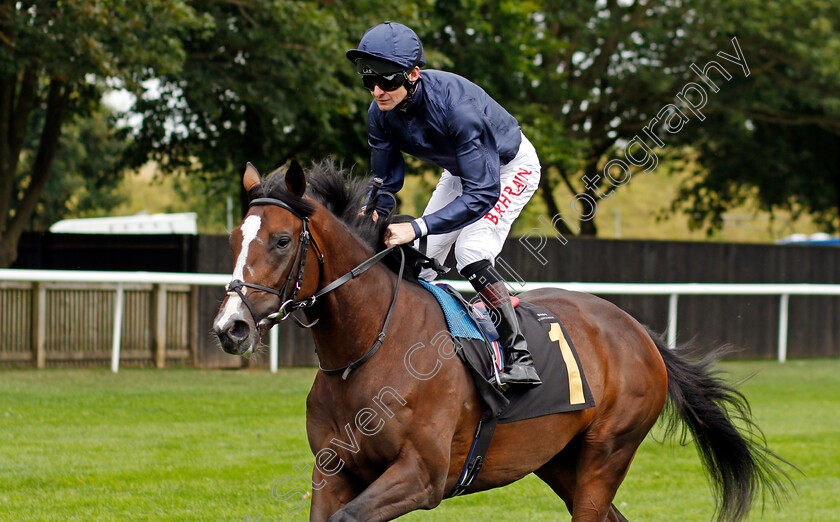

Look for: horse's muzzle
[214,320,248,354]
[212,309,256,356]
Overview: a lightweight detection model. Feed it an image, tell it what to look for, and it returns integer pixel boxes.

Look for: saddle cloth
[418,281,595,423]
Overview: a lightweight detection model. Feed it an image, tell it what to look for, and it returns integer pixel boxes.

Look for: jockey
[347,22,542,386]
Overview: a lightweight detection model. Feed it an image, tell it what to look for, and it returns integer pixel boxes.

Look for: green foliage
[0,1,203,81]
[125,0,422,216]
[3,0,839,267]
[23,106,132,230]
[671,0,840,233]
[418,0,840,234]
[0,0,209,266]
[421,0,726,233]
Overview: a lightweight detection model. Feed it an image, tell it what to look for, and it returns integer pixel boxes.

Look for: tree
[0,0,206,267]
[423,0,719,235]
[20,104,132,230]
[6,0,836,265]
[125,0,421,216]
[671,0,840,233]
[422,0,840,235]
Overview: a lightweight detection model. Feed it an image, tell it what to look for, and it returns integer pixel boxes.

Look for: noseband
[225,196,405,379]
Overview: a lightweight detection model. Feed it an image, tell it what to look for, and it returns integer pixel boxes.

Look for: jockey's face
[371,67,420,112]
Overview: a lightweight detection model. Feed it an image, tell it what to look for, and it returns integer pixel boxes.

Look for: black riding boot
[479,284,542,386]
[461,260,541,387]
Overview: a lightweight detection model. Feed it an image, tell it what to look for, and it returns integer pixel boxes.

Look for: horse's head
[212,161,320,356]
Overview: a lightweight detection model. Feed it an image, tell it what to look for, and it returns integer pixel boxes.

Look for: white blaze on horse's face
[233,215,263,281]
[214,214,263,332]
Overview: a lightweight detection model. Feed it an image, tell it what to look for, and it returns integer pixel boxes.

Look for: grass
[1,360,838,521]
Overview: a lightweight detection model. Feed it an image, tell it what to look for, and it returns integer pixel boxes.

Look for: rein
[225,196,406,379]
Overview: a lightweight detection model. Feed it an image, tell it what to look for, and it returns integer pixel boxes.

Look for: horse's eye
[276,236,292,249]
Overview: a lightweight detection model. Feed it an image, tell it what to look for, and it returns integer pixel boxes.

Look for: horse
[212,159,788,521]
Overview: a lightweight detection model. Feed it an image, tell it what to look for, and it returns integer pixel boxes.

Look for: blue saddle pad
[418,280,483,340]
[419,280,506,373]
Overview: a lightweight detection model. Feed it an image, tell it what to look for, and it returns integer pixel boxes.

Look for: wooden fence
[7,232,840,366]
[0,281,196,368]
[217,236,839,366]
[3,272,838,369]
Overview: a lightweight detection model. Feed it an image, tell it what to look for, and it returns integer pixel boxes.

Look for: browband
[249,197,307,218]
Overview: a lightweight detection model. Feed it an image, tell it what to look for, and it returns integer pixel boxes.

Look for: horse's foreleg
[309,468,359,522]
[328,449,444,522]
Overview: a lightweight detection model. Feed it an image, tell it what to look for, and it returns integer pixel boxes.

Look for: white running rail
[2,269,839,371]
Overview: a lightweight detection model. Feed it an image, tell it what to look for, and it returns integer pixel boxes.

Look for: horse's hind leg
[567,436,642,522]
[535,441,578,515]
[536,441,631,522]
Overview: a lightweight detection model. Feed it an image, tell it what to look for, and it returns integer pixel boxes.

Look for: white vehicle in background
[777,232,840,246]
[49,212,198,235]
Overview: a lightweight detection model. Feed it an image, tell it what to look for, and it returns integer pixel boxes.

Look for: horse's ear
[285,160,306,198]
[243,162,261,191]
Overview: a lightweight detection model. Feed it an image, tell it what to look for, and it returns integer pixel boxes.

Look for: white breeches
[418,132,541,280]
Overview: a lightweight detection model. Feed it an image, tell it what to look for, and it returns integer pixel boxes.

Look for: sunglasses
[362,72,407,92]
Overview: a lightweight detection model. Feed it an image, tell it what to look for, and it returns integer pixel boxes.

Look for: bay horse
[212,160,788,521]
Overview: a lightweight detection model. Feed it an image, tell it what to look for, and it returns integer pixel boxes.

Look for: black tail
[646,328,792,522]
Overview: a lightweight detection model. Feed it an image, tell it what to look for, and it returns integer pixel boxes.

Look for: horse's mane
[248,158,387,248]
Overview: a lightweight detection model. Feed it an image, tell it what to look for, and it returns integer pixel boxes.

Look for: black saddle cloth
[456,301,596,423]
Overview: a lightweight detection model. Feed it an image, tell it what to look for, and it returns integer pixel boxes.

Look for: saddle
[416,280,596,497]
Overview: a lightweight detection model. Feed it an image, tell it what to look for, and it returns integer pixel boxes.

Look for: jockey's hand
[384,222,416,247]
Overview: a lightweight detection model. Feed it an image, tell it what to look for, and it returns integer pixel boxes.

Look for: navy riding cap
[346,21,426,75]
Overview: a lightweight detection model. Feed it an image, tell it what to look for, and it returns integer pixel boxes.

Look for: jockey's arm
[414,103,500,237]
[369,110,406,217]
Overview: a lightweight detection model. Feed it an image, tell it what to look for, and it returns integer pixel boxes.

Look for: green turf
[1,360,838,521]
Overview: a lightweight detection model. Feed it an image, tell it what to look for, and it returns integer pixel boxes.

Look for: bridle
[225,197,322,326]
[225,196,405,379]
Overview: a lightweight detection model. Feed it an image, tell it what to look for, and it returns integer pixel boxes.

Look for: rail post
[111,283,124,373]
[667,293,679,349]
[152,284,167,368]
[188,285,200,366]
[777,293,790,362]
[270,324,279,373]
[31,282,47,369]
